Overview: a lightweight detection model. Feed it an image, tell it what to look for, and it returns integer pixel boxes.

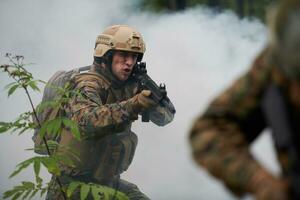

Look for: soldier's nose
[125,57,134,66]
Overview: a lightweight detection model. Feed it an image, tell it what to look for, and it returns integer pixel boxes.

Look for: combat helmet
[94,25,146,61]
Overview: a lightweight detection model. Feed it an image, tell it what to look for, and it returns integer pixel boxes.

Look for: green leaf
[40,188,47,198]
[36,100,59,114]
[39,122,48,139]
[3,189,16,198]
[45,83,65,94]
[67,181,81,198]
[71,125,80,140]
[4,181,36,200]
[9,158,35,178]
[22,181,35,189]
[18,126,31,135]
[91,185,103,200]
[21,189,32,200]
[40,118,62,139]
[54,144,80,163]
[0,122,11,133]
[41,157,61,176]
[29,189,39,199]
[45,140,59,148]
[27,80,40,92]
[12,192,22,200]
[33,160,41,179]
[89,184,129,200]
[62,118,80,140]
[4,82,18,90]
[36,176,43,187]
[38,79,46,84]
[28,140,59,153]
[80,184,90,200]
[49,118,62,136]
[8,84,20,97]
[55,154,75,168]
[114,191,129,200]
[46,121,54,136]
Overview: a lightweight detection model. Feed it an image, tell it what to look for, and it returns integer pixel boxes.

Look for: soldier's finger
[141,90,151,97]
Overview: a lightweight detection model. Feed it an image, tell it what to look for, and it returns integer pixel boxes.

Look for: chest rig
[92,79,139,180]
[59,67,139,181]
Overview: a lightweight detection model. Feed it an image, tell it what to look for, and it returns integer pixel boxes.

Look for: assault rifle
[132,62,176,122]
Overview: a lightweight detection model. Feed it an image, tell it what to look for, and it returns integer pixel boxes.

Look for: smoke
[0,0,279,199]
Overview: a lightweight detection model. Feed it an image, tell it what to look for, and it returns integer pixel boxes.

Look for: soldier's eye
[119,51,126,57]
[132,54,138,60]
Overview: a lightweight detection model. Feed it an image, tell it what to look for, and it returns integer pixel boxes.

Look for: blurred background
[141,0,273,20]
[0,0,279,199]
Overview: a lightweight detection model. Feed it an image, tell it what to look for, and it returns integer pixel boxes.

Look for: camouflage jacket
[190,47,300,196]
[58,63,174,180]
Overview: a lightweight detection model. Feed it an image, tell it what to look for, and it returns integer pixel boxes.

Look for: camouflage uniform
[45,24,174,200]
[46,62,174,200]
[190,0,300,198]
[190,39,300,200]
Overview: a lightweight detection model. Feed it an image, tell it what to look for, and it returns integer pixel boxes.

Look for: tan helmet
[94,25,146,61]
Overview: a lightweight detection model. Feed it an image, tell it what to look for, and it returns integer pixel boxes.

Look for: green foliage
[9,156,61,178]
[62,118,81,140]
[67,182,129,200]
[139,0,276,21]
[3,181,46,200]
[36,99,61,115]
[0,54,44,97]
[1,55,128,200]
[28,140,80,163]
[5,82,21,97]
[67,181,81,197]
[0,55,68,199]
[0,112,35,135]
[139,0,169,12]
[39,117,62,139]
[35,81,83,142]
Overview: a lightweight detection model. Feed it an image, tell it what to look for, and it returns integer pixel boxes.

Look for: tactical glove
[122,90,157,117]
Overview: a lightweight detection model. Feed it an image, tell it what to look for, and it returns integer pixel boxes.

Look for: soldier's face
[111,50,138,81]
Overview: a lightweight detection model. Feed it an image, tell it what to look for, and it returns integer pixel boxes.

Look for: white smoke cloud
[0,0,279,199]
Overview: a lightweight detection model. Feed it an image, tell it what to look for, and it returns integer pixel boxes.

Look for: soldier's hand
[127,90,157,114]
[253,175,289,200]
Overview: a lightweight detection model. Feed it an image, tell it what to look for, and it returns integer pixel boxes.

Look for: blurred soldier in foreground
[189,0,300,199]
[46,25,175,199]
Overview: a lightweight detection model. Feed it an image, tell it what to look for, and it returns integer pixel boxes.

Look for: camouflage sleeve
[189,48,278,196]
[64,73,137,137]
[149,100,175,126]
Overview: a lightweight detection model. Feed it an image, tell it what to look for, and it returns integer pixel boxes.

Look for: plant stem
[23,85,67,200]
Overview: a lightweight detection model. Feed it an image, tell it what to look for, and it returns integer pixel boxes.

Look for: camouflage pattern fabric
[46,176,150,200]
[65,63,174,136]
[189,47,298,199]
[46,62,174,199]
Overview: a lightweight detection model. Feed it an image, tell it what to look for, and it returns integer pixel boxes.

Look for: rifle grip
[141,111,150,122]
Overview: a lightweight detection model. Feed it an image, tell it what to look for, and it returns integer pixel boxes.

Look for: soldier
[189,0,300,199]
[46,24,175,199]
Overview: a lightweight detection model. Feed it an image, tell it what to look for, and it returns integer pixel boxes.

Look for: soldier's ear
[102,50,114,67]
[94,56,102,65]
